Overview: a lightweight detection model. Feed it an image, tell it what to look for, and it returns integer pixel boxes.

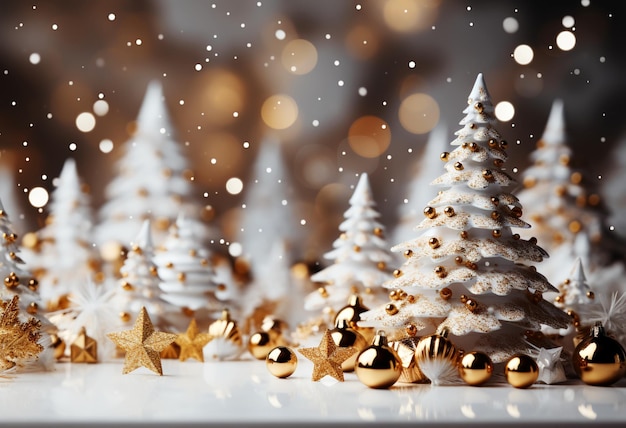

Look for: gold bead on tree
[424,206,437,219]
[428,237,440,249]
[385,304,399,316]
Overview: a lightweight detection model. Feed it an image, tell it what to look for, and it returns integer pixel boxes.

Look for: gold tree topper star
[107,307,177,375]
[70,327,98,363]
[298,329,357,382]
[175,318,210,362]
[0,295,43,372]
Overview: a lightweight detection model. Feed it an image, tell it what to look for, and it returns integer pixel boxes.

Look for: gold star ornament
[175,318,210,362]
[298,329,357,382]
[107,307,177,375]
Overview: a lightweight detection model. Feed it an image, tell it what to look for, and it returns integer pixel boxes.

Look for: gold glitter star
[107,307,177,375]
[298,329,357,382]
[175,318,210,362]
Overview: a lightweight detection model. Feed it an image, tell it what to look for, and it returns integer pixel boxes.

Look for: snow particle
[300,219,307,225]
[52,23,58,30]
[312,119,320,127]
[108,13,116,21]
[338,80,344,87]
[99,139,114,153]
[228,242,243,257]
[69,142,77,151]
[556,31,576,51]
[75,112,96,132]
[275,29,286,40]
[562,16,575,28]
[408,60,416,69]
[226,177,244,195]
[495,101,515,121]
[581,0,590,7]
[29,53,41,65]
[28,187,49,208]
[135,38,142,46]
[93,99,109,116]
[194,63,203,71]
[513,44,534,65]
[358,87,367,96]
[503,17,519,33]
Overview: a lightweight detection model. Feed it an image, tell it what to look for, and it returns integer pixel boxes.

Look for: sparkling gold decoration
[175,318,211,362]
[403,249,413,258]
[465,299,478,313]
[4,272,19,289]
[355,330,402,389]
[573,322,626,386]
[492,229,502,238]
[458,351,493,386]
[330,319,368,372]
[385,304,399,316]
[205,309,243,361]
[334,294,369,329]
[49,333,66,360]
[504,354,539,388]
[160,342,181,359]
[454,162,464,171]
[440,151,449,161]
[474,102,484,113]
[482,169,494,181]
[444,206,455,217]
[428,237,440,249]
[70,327,98,363]
[415,328,458,385]
[389,336,426,384]
[460,231,469,239]
[106,307,177,375]
[0,295,43,372]
[424,206,437,219]
[299,329,357,382]
[120,311,131,323]
[266,346,298,378]
[500,140,508,150]
[434,266,447,278]
[439,288,452,300]
[27,279,38,291]
[373,227,383,237]
[248,331,277,360]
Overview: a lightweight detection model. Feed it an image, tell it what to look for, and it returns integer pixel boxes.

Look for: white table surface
[2,357,625,427]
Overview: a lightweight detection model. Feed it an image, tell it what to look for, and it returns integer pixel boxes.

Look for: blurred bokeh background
[1,0,625,257]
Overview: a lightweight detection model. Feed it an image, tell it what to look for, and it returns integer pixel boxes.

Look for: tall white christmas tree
[304,173,393,318]
[517,100,617,285]
[29,158,99,310]
[392,123,449,246]
[153,214,225,330]
[95,81,212,250]
[0,199,55,370]
[360,74,571,362]
[117,219,168,326]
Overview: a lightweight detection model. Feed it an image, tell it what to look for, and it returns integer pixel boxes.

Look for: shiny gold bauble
[414,328,458,386]
[355,330,402,389]
[329,319,368,372]
[248,331,277,360]
[49,334,66,360]
[266,346,298,378]
[505,354,539,389]
[334,294,369,329]
[458,351,493,386]
[573,322,626,386]
[389,336,427,383]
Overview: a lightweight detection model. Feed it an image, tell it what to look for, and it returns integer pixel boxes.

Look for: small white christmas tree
[95,81,212,250]
[153,214,224,330]
[29,158,99,309]
[304,173,393,318]
[117,219,168,326]
[392,123,449,246]
[360,74,571,363]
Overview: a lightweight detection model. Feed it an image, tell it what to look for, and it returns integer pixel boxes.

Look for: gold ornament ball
[49,334,66,360]
[266,346,298,378]
[573,322,626,386]
[458,351,493,386]
[355,331,402,389]
[330,319,368,372]
[248,331,276,360]
[505,354,539,389]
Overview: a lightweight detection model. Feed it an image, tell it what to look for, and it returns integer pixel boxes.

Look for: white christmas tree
[304,173,393,317]
[0,199,55,370]
[95,81,212,250]
[517,100,615,284]
[392,123,449,246]
[29,158,98,309]
[117,219,168,326]
[153,214,223,330]
[360,74,571,363]
[555,258,595,310]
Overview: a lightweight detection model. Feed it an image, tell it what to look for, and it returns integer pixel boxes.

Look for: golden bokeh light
[345,25,379,60]
[281,39,318,75]
[348,116,391,158]
[398,93,440,134]
[201,69,245,125]
[261,94,299,130]
[382,0,440,33]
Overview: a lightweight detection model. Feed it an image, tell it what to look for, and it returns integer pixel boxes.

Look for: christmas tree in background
[0,199,55,370]
[94,81,212,251]
[28,158,99,310]
[117,219,168,326]
[304,173,393,321]
[516,99,619,286]
[392,123,449,247]
[360,74,571,363]
[153,214,224,330]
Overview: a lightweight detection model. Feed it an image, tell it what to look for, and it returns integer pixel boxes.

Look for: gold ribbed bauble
[355,330,402,389]
[573,322,626,386]
[389,336,427,383]
[329,319,368,372]
[505,354,539,389]
[458,351,493,386]
[266,346,298,378]
[414,328,458,385]
[248,331,277,360]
